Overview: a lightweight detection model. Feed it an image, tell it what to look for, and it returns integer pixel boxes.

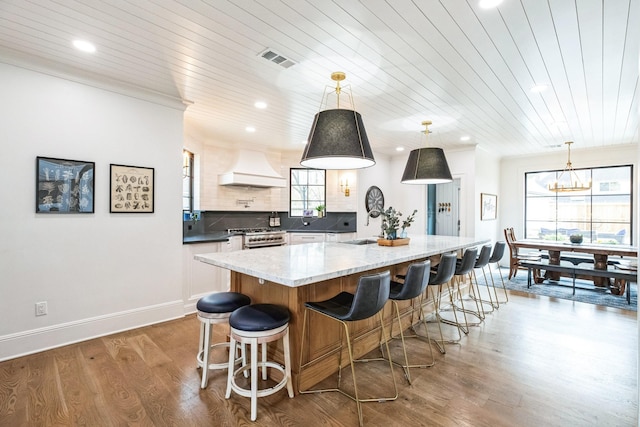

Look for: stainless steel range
[228,228,287,249]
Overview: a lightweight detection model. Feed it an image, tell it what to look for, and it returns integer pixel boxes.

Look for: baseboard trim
[0,300,184,362]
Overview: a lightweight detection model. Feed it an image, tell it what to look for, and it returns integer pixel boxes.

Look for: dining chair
[504,227,541,279]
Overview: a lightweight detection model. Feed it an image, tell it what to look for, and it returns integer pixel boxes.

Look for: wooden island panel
[232,260,431,391]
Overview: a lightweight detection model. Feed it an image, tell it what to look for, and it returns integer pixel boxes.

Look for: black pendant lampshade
[401,147,452,184]
[300,72,375,170]
[301,108,375,170]
[401,120,452,184]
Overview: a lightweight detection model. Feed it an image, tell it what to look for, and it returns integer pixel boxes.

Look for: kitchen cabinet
[288,233,325,245]
[325,232,356,242]
[184,240,232,311]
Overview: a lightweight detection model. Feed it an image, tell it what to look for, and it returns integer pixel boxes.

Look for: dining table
[512,240,637,287]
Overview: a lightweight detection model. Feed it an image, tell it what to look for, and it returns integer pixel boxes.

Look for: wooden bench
[519,260,636,304]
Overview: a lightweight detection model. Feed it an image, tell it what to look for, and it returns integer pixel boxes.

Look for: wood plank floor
[1,289,637,426]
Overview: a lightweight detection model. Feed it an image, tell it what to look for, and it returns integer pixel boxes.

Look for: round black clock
[365,186,384,218]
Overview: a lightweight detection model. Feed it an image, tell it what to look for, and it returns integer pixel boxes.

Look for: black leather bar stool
[299,271,397,427]
[225,303,294,422]
[447,247,480,332]
[470,244,497,312]
[385,259,432,384]
[196,292,251,389]
[424,252,458,354]
[488,241,508,305]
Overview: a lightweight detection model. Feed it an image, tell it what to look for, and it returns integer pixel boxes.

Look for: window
[290,168,325,216]
[182,149,194,212]
[525,165,633,245]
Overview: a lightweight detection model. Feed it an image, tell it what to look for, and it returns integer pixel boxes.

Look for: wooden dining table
[512,240,637,287]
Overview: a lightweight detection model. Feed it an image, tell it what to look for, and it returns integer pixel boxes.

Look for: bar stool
[424,252,458,354]
[447,247,480,332]
[196,292,251,389]
[470,245,498,311]
[385,259,432,384]
[299,271,397,427]
[225,303,294,422]
[487,241,508,305]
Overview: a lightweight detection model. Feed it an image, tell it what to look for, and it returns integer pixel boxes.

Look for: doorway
[427,178,460,236]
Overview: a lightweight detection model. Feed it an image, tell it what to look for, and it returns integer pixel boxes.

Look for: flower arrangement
[381,207,417,240]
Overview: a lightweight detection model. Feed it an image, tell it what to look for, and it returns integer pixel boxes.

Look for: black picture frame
[36,156,95,213]
[110,164,154,213]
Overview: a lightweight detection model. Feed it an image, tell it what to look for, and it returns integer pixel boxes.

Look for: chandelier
[548,141,591,192]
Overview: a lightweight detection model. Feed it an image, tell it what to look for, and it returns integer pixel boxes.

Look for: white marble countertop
[195,234,490,287]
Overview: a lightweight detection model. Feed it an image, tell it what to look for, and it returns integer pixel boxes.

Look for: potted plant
[401,209,418,238]
[381,207,417,240]
[569,233,583,244]
[315,204,325,218]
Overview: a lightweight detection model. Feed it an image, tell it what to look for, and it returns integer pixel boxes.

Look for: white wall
[0,63,185,361]
[183,141,359,213]
[474,146,501,242]
[499,143,639,246]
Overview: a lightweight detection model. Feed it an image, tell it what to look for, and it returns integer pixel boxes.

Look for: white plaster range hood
[218,150,286,188]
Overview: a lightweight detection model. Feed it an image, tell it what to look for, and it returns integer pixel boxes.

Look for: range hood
[218,150,286,188]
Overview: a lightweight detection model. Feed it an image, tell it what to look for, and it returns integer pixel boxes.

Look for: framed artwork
[481,193,497,221]
[110,164,154,213]
[36,156,95,213]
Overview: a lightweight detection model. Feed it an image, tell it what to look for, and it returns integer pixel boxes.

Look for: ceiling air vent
[259,49,296,69]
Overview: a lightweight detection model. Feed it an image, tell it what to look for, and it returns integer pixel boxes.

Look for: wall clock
[365,186,384,217]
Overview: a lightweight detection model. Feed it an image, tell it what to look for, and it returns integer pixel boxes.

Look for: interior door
[434,178,460,236]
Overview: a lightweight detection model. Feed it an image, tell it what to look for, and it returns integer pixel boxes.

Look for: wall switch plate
[35,301,47,316]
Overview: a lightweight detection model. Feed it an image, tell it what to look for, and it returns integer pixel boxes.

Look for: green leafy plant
[381,207,417,239]
[315,204,325,212]
[402,209,418,231]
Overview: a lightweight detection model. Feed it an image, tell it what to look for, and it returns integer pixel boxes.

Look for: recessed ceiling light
[460,136,470,141]
[72,39,96,53]
[254,101,267,109]
[396,147,405,152]
[479,0,503,9]
[245,126,256,133]
[530,84,548,93]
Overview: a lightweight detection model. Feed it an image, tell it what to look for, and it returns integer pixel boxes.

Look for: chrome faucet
[365,209,385,237]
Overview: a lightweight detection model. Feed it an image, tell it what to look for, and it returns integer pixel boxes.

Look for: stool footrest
[230,361,289,398]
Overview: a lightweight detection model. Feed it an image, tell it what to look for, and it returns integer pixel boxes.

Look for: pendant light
[300,72,375,170]
[548,141,591,192]
[401,120,452,184]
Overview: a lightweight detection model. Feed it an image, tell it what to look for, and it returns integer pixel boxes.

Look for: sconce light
[340,178,350,197]
[301,72,375,170]
[183,150,191,178]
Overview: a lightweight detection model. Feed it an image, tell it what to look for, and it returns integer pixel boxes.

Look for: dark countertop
[182,232,233,244]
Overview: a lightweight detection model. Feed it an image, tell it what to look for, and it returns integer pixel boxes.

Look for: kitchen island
[195,235,489,390]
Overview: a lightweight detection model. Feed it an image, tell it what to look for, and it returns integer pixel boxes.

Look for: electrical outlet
[35,301,47,316]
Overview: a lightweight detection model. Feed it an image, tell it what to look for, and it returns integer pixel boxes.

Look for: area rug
[477,269,637,312]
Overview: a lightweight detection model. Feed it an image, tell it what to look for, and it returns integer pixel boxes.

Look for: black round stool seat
[230,304,290,332]
[197,292,251,316]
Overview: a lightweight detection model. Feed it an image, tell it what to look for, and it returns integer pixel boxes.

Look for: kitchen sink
[341,239,379,245]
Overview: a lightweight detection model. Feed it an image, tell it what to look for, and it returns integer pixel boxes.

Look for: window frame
[182,149,194,213]
[289,168,326,217]
[524,164,633,245]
